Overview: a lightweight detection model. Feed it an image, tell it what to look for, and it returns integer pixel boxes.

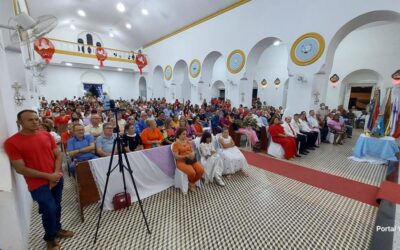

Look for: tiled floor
[291,130,387,186]
[28,129,386,249]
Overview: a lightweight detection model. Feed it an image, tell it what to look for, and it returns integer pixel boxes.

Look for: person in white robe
[217,127,248,176]
[199,132,225,186]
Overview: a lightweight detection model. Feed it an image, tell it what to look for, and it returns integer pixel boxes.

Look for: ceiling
[27,0,244,50]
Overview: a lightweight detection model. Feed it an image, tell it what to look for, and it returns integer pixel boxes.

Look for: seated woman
[237,113,259,147]
[268,116,297,160]
[191,116,204,138]
[217,126,248,176]
[172,128,205,192]
[123,124,142,152]
[177,118,195,139]
[162,118,176,145]
[327,114,345,145]
[140,119,164,149]
[199,132,225,186]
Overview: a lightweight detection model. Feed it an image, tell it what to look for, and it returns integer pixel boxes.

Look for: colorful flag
[368,88,380,130]
[390,97,399,136]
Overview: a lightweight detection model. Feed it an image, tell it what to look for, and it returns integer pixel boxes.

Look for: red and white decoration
[34,37,55,64]
[392,70,400,84]
[96,47,108,67]
[330,74,340,88]
[135,51,147,75]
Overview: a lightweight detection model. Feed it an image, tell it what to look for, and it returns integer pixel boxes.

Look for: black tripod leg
[117,139,130,208]
[122,147,152,234]
[94,138,118,244]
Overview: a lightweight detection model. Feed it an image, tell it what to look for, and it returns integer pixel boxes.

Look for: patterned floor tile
[28,129,382,250]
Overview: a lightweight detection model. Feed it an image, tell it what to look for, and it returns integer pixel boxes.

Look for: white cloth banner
[89,152,174,210]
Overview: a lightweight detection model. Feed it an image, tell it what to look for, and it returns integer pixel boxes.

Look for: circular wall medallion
[164,65,172,80]
[189,59,201,78]
[227,49,246,74]
[290,32,325,66]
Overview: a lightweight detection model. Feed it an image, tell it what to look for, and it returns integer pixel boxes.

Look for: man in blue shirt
[136,111,149,133]
[163,104,172,118]
[67,124,96,175]
[96,123,117,157]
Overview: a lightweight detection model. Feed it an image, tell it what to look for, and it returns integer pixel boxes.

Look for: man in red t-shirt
[4,110,74,250]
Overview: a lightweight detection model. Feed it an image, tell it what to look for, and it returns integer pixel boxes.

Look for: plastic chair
[327,131,335,144]
[267,134,285,159]
[171,144,201,194]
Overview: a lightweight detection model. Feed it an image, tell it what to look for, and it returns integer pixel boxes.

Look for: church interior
[1,0,400,249]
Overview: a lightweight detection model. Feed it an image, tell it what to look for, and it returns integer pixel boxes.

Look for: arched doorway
[338,69,381,111]
[211,80,225,100]
[173,60,190,103]
[80,70,107,98]
[320,10,400,104]
[200,51,223,103]
[139,77,147,100]
[153,65,165,99]
[245,37,289,108]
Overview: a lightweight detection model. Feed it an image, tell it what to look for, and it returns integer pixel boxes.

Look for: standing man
[4,110,74,250]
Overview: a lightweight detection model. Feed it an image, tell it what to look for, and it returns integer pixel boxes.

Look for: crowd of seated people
[37,95,357,179]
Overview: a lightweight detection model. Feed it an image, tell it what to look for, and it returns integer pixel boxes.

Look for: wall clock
[164,65,172,81]
[227,49,246,74]
[290,32,325,66]
[189,59,201,78]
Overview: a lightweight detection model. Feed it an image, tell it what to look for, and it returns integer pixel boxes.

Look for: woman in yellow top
[172,127,204,192]
[140,119,164,149]
[171,115,180,129]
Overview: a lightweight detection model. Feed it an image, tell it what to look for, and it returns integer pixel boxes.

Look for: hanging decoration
[392,70,400,84]
[95,47,108,67]
[274,78,281,89]
[34,37,55,64]
[330,74,340,87]
[135,50,148,75]
[261,79,267,88]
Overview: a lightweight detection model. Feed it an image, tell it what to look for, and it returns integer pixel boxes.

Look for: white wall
[326,22,400,108]
[48,26,132,52]
[254,44,289,107]
[144,0,400,112]
[38,65,140,100]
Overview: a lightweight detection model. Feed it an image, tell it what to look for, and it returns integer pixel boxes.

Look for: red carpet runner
[241,150,380,207]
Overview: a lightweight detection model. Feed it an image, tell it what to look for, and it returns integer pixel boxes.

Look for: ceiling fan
[0,12,57,44]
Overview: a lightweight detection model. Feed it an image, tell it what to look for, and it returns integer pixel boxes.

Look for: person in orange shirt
[191,116,204,137]
[140,119,164,149]
[172,128,204,192]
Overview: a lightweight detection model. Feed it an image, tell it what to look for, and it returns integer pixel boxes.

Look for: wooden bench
[75,161,100,222]
[228,125,241,147]
[259,126,268,152]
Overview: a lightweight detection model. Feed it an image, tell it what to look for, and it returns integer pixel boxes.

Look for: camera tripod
[94,109,151,244]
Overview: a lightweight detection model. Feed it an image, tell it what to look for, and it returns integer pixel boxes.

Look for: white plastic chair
[327,131,335,144]
[267,134,285,159]
[171,144,201,194]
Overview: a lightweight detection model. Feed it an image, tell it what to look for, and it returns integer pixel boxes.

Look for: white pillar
[0,30,32,250]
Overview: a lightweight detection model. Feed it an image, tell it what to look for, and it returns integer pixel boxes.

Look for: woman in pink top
[327,114,344,145]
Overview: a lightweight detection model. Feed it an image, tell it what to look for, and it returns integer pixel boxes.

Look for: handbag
[112,192,131,210]
[184,155,197,164]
